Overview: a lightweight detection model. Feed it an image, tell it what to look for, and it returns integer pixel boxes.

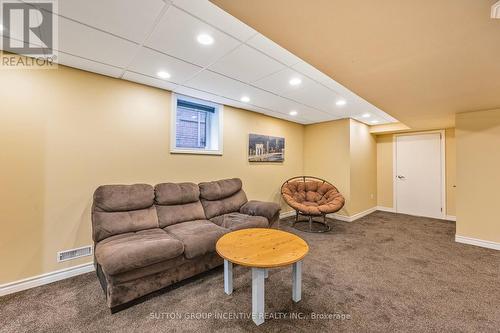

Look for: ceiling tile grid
[1,0,398,125]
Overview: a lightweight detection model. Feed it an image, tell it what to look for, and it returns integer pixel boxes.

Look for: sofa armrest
[240,200,281,224]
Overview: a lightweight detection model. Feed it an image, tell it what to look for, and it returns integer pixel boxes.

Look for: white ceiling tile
[173,86,229,105]
[209,45,285,83]
[128,47,202,84]
[292,60,353,96]
[292,61,332,86]
[246,34,301,66]
[173,0,256,41]
[255,108,310,124]
[146,6,240,67]
[123,71,178,91]
[58,17,139,67]
[285,81,342,113]
[254,68,346,113]
[57,52,123,78]
[58,0,166,43]
[185,70,323,123]
[253,68,307,95]
[184,70,251,101]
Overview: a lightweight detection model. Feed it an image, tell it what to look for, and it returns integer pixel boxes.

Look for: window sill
[170,148,223,156]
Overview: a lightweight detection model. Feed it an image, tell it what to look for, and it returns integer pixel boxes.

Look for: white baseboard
[455,235,500,251]
[376,206,396,213]
[279,210,296,219]
[0,262,94,297]
[375,206,456,222]
[280,207,377,222]
[327,206,378,222]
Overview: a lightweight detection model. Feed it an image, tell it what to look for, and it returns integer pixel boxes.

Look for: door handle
[397,175,406,179]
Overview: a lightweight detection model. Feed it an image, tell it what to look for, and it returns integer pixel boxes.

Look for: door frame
[392,130,446,219]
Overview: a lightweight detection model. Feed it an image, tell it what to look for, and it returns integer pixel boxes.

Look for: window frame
[170,93,223,155]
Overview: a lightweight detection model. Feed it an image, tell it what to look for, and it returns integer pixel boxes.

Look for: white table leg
[264,269,269,279]
[292,261,302,302]
[252,268,266,325]
[224,260,233,295]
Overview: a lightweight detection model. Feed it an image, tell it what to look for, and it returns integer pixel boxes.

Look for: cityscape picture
[248,134,285,162]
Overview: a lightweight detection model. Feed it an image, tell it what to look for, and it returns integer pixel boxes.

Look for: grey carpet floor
[1,211,499,333]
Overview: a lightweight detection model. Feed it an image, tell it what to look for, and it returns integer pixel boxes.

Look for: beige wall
[0,65,304,284]
[376,134,394,208]
[303,119,350,216]
[375,129,456,216]
[303,118,377,216]
[349,119,377,215]
[456,109,500,243]
[445,129,456,215]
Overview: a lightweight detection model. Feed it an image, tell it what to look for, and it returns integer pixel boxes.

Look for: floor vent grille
[57,246,93,262]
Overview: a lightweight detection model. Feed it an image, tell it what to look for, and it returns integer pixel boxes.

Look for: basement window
[171,94,223,155]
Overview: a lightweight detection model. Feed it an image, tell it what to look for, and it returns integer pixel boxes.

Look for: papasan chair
[281,176,345,233]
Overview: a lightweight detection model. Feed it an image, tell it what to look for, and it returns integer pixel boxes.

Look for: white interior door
[395,133,444,219]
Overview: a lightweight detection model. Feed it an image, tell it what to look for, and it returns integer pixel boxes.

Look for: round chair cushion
[281,180,345,216]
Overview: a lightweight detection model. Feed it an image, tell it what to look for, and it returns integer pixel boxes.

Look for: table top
[216,228,309,268]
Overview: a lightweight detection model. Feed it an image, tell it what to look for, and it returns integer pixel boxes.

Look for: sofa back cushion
[154,182,206,227]
[199,178,248,219]
[92,184,158,242]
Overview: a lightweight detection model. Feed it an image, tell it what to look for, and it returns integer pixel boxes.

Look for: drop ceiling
[0,0,398,125]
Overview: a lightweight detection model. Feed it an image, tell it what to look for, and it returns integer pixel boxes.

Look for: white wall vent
[57,246,93,262]
[492,1,500,19]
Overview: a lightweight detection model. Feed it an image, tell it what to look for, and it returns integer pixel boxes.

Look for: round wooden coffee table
[216,228,309,326]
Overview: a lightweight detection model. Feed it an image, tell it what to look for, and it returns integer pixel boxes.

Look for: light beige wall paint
[376,134,394,208]
[303,119,351,216]
[303,119,377,216]
[375,129,456,216]
[349,119,377,215]
[0,64,304,284]
[445,129,456,216]
[456,109,500,243]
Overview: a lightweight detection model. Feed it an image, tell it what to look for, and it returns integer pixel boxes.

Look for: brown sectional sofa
[92,178,280,311]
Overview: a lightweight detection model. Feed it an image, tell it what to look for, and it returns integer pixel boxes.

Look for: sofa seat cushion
[164,220,228,259]
[95,228,184,275]
[211,213,268,231]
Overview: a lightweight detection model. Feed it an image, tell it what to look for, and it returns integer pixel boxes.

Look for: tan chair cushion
[95,228,183,275]
[282,180,345,215]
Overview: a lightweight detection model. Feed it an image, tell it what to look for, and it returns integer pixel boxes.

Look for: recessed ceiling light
[371,120,379,124]
[289,110,298,116]
[197,33,214,45]
[157,71,171,79]
[289,77,302,86]
[191,115,197,119]
[240,96,250,103]
[336,100,347,106]
[362,113,371,118]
